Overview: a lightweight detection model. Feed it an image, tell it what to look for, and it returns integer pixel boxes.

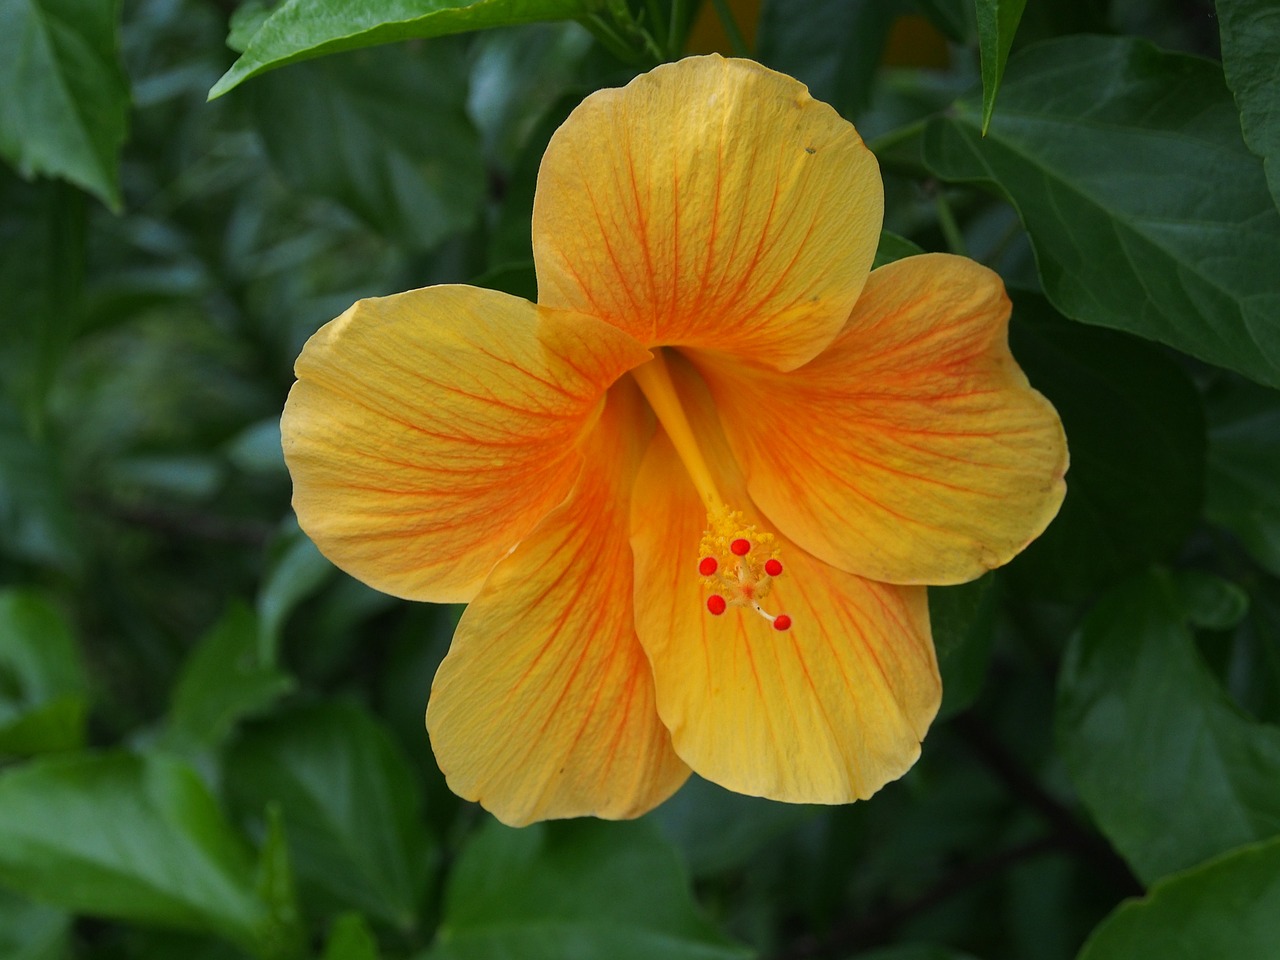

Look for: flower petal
[283,285,650,603]
[695,254,1068,585]
[427,382,689,826]
[630,360,939,803]
[533,54,882,372]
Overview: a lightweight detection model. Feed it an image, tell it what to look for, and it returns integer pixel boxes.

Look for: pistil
[631,351,792,631]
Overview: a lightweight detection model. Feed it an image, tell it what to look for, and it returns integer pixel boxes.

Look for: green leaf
[246,43,485,251]
[0,590,88,756]
[253,804,307,960]
[0,752,270,949]
[165,604,295,755]
[929,574,997,719]
[0,0,129,209]
[976,0,1027,134]
[0,889,70,960]
[1005,297,1204,599]
[758,0,898,121]
[1174,570,1250,631]
[1217,0,1280,209]
[1205,378,1280,577]
[1077,835,1280,960]
[1058,571,1280,884]
[324,914,381,960]
[210,0,595,98]
[426,819,752,960]
[923,36,1280,389]
[257,532,334,665]
[872,230,926,268]
[226,703,434,932]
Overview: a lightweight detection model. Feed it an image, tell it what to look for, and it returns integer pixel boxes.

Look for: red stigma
[764,558,783,577]
[773,614,792,631]
[698,557,718,576]
[707,595,727,615]
[730,538,751,556]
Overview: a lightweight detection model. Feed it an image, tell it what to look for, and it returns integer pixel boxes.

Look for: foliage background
[2,0,1279,958]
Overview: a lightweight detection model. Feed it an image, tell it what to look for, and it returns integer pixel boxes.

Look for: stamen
[697,505,792,632]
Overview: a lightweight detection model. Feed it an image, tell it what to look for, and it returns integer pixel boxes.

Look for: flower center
[630,351,792,631]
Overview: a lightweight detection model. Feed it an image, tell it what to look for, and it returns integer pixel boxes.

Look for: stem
[645,0,669,54]
[579,13,642,64]
[668,0,688,56]
[709,0,750,56]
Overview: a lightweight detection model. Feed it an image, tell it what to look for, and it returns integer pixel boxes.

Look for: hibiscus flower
[281,55,1067,826]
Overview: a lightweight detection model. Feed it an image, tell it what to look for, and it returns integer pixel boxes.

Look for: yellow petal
[629,358,939,803]
[695,254,1068,585]
[533,54,882,372]
[282,285,650,603]
[427,381,689,825]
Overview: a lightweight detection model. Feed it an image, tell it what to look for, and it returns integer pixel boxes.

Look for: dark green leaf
[1216,0,1280,209]
[1205,378,1280,577]
[929,574,997,719]
[923,36,1280,388]
[872,230,925,267]
[0,590,88,755]
[1058,571,1280,884]
[210,0,594,98]
[426,819,751,960]
[758,0,898,121]
[976,0,1026,134]
[1174,570,1250,631]
[165,604,295,754]
[1077,835,1280,960]
[0,752,269,949]
[257,532,334,664]
[324,914,381,960]
[253,804,307,960]
[227,703,433,932]
[0,0,129,208]
[0,889,70,960]
[1006,298,1204,599]
[247,44,484,251]
[651,776,818,878]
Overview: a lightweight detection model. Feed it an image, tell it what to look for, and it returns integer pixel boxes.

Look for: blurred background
[4,1,1279,959]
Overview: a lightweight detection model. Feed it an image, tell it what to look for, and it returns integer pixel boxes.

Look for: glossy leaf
[426,819,751,960]
[0,590,88,755]
[247,44,484,251]
[1006,298,1204,599]
[165,604,294,754]
[0,752,269,949]
[976,0,1027,134]
[0,0,129,208]
[226,703,433,932]
[210,0,594,98]
[1058,571,1280,884]
[1078,835,1280,960]
[923,36,1280,388]
[1217,0,1280,209]
[1205,378,1280,577]
[872,230,926,268]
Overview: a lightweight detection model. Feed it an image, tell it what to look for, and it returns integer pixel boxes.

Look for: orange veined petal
[282,285,650,603]
[629,356,939,803]
[533,54,883,372]
[427,381,689,826]
[695,254,1068,586]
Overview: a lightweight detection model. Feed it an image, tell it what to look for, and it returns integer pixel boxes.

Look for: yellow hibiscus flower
[281,55,1067,826]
